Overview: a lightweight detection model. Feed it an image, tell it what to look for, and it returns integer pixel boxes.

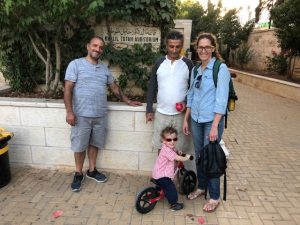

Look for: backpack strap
[212,59,222,88]
[204,178,208,200]
[193,64,201,79]
[195,60,222,83]
[223,171,227,201]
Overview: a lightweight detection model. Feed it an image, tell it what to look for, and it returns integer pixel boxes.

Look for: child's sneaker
[71,172,84,192]
[86,168,107,183]
[171,203,184,211]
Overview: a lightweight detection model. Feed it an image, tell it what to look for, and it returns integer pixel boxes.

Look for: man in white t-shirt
[146,31,193,153]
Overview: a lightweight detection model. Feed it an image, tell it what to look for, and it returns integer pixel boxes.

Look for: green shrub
[236,44,254,69]
[102,44,161,94]
[0,40,43,92]
[266,52,288,75]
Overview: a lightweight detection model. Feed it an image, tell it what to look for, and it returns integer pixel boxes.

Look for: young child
[152,126,191,211]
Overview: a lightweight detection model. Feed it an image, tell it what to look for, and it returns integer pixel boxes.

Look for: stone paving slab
[0,82,300,225]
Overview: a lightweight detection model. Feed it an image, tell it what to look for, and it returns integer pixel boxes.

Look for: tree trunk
[226,46,234,65]
[52,37,61,92]
[290,55,297,80]
[28,32,51,93]
[45,46,51,93]
[28,34,47,65]
[287,55,292,80]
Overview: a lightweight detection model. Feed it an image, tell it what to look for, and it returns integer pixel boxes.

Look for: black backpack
[198,141,227,200]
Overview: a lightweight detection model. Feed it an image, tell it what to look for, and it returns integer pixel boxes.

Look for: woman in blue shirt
[183,33,231,212]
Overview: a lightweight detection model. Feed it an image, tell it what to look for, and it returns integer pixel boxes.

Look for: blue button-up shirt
[186,57,231,123]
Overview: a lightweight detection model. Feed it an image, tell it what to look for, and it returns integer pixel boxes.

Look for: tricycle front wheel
[180,170,197,195]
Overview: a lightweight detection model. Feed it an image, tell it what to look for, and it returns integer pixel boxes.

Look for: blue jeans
[191,118,224,200]
[156,177,178,205]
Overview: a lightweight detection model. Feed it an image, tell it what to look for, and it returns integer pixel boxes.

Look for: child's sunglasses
[165,138,178,142]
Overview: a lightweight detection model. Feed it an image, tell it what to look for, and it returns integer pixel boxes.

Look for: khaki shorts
[70,116,107,152]
[152,111,192,154]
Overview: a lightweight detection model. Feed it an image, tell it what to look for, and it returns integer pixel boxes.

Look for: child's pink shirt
[152,144,178,180]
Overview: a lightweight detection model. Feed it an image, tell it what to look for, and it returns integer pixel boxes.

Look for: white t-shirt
[156,56,191,115]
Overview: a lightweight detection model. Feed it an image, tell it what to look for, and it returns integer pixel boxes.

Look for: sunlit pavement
[1,82,300,225]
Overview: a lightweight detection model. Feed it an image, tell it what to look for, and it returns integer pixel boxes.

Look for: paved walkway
[1,82,300,225]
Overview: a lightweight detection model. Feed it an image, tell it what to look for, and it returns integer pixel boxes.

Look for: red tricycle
[135,154,196,214]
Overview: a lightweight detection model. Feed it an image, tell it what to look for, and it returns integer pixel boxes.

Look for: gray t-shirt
[65,57,115,117]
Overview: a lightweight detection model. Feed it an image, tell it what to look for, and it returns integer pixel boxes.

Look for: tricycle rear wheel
[135,187,158,214]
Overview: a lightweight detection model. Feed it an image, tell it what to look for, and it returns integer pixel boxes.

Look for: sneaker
[171,203,184,211]
[86,168,107,183]
[71,172,84,192]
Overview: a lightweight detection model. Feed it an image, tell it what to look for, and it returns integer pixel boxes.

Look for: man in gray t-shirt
[64,36,141,192]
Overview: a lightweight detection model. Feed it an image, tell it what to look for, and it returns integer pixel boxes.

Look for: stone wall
[231,69,300,103]
[245,29,300,80]
[1,72,299,171]
[2,66,299,172]
[245,28,281,71]
[0,72,6,84]
[0,72,11,94]
[0,99,157,172]
[291,56,300,80]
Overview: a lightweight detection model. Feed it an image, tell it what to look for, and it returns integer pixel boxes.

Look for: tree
[271,0,300,78]
[220,9,242,50]
[0,0,102,93]
[219,9,255,64]
[0,0,176,94]
[176,1,254,65]
[255,0,273,26]
[176,0,222,41]
[271,0,300,54]
[236,44,254,69]
[176,0,205,41]
[255,0,284,28]
[200,1,222,39]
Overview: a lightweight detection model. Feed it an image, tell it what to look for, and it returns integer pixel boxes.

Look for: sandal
[187,189,205,200]
[203,199,220,213]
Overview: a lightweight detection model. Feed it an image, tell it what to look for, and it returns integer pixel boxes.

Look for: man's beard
[90,52,100,61]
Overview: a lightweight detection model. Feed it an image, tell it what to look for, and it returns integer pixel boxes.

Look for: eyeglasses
[197,46,214,53]
[195,75,202,88]
[165,138,178,142]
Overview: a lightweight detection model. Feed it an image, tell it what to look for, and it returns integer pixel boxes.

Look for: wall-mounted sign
[258,22,272,28]
[95,22,161,50]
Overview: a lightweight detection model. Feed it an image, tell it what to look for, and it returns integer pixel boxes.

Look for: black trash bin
[0,130,13,189]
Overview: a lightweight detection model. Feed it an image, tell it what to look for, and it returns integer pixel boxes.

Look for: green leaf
[160,2,167,8]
